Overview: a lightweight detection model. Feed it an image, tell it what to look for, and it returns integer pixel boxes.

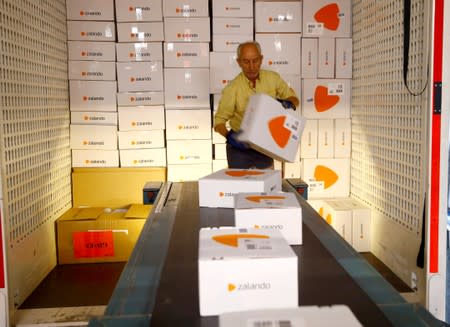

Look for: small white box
[303,0,352,37]
[68,61,116,81]
[255,1,302,33]
[117,91,164,106]
[334,118,351,158]
[68,41,116,61]
[318,38,335,78]
[209,52,240,94]
[214,143,227,160]
[346,198,371,252]
[198,168,282,208]
[212,34,254,52]
[164,68,210,108]
[256,33,301,75]
[118,130,165,149]
[234,192,302,244]
[323,199,353,244]
[164,17,211,42]
[301,38,318,78]
[116,61,164,92]
[198,227,298,316]
[116,42,163,62]
[212,159,228,172]
[115,0,163,22]
[67,21,116,41]
[300,119,318,159]
[69,81,117,112]
[70,124,118,150]
[165,109,212,140]
[164,42,210,68]
[213,17,254,35]
[166,139,212,164]
[72,149,119,168]
[119,148,167,167]
[335,38,353,78]
[238,94,306,162]
[66,0,114,21]
[71,111,118,126]
[284,161,301,178]
[213,0,254,17]
[117,22,164,42]
[302,79,351,119]
[167,163,212,182]
[317,119,334,158]
[118,106,165,131]
[163,0,209,17]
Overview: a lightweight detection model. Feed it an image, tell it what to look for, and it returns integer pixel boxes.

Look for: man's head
[236,41,263,82]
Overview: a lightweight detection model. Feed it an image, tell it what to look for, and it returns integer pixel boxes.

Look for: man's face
[237,44,263,82]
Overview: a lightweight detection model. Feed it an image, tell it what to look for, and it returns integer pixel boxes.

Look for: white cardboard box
[318,38,336,78]
[303,0,352,37]
[213,0,253,17]
[209,52,241,94]
[117,91,164,106]
[118,130,165,149]
[346,198,371,252]
[213,17,254,35]
[255,1,302,33]
[300,119,318,159]
[118,106,165,131]
[323,199,353,244]
[212,34,254,52]
[67,41,116,61]
[116,42,163,62]
[164,68,210,108]
[164,42,210,68]
[234,192,303,244]
[71,111,118,126]
[115,0,163,22]
[116,61,164,92]
[167,163,212,182]
[67,21,116,41]
[66,0,114,21]
[334,118,351,158]
[317,119,334,158]
[335,37,353,78]
[166,139,212,164]
[70,124,118,150]
[68,61,116,81]
[163,0,209,17]
[165,109,212,140]
[212,159,228,172]
[198,227,298,316]
[69,80,117,112]
[214,143,227,160]
[71,149,119,168]
[116,22,164,42]
[164,17,211,42]
[238,94,306,162]
[198,168,282,208]
[284,161,302,178]
[119,148,167,167]
[301,38,318,78]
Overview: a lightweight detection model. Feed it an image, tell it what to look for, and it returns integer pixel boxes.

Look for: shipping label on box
[255,1,302,33]
[198,168,282,208]
[303,0,352,37]
[318,38,336,78]
[167,163,212,182]
[117,22,164,42]
[165,109,212,140]
[69,81,117,112]
[300,119,318,159]
[115,0,163,22]
[302,79,351,119]
[118,106,165,131]
[164,17,211,42]
[166,139,212,164]
[335,37,353,78]
[164,42,210,68]
[164,68,210,108]
[120,148,167,167]
[199,227,298,316]
[163,0,209,17]
[234,192,303,245]
[71,111,118,126]
[213,0,253,17]
[118,130,165,149]
[334,118,351,158]
[67,21,116,41]
[68,61,116,81]
[209,52,241,94]
[70,124,118,150]
[117,61,164,92]
[317,119,334,158]
[301,38,318,78]
[323,199,353,244]
[116,42,163,62]
[66,0,114,21]
[68,41,116,61]
[213,17,254,35]
[72,149,119,168]
[117,91,164,106]
[212,34,254,52]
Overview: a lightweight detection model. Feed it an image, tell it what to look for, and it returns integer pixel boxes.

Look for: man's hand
[226,130,249,150]
[276,98,296,111]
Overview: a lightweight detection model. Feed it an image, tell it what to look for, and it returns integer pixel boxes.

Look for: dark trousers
[226,143,274,169]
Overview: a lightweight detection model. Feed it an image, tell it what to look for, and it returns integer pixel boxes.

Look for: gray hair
[236,41,262,59]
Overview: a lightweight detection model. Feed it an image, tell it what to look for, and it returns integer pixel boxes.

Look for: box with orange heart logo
[198,168,282,208]
[198,227,298,316]
[237,94,306,162]
[303,0,352,38]
[255,1,302,33]
[234,192,303,244]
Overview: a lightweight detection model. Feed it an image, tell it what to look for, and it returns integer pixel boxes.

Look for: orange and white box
[318,38,335,78]
[284,161,301,178]
[118,106,165,131]
[115,0,163,22]
[303,0,352,38]
[167,163,212,182]
[212,34,254,52]
[163,0,209,17]
[116,42,163,62]
[70,124,118,150]
[335,38,353,78]
[164,42,210,68]
[302,79,351,119]
[255,1,302,33]
[213,159,228,172]
[118,130,165,149]
[198,227,298,316]
[198,168,282,208]
[67,21,116,41]
[66,0,114,21]
[166,139,213,164]
[71,111,117,126]
[234,192,302,244]
[213,17,254,35]
[322,199,352,244]
[346,198,371,252]
[213,0,253,17]
[68,61,116,81]
[117,22,164,42]
[117,91,164,106]
[72,149,119,168]
[256,33,301,75]
[301,158,350,199]
[69,81,117,112]
[300,119,318,158]
[238,94,306,162]
[119,148,167,167]
[165,109,212,140]
[164,68,210,108]
[209,52,240,94]
[301,38,318,78]
[164,18,211,42]
[214,143,227,160]
[116,61,164,92]
[317,119,334,158]
[68,41,116,61]
[334,118,351,158]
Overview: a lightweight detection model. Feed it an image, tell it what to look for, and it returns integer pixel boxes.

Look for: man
[214,41,300,169]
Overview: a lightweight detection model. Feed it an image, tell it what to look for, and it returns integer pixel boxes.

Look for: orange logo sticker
[128,6,134,12]
[314,3,340,31]
[318,207,324,217]
[326,213,333,224]
[225,170,265,177]
[212,234,269,247]
[246,195,285,203]
[314,165,338,189]
[268,116,291,148]
[228,283,236,291]
[314,85,340,112]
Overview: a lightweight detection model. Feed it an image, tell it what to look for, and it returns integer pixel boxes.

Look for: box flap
[74,207,105,220]
[125,204,152,219]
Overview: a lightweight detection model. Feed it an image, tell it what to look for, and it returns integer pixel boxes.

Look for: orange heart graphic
[246,195,285,203]
[314,165,338,189]
[314,86,340,112]
[268,116,291,148]
[225,170,265,177]
[314,3,340,31]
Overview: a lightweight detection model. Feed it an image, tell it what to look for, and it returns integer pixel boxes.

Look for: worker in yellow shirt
[214,41,300,169]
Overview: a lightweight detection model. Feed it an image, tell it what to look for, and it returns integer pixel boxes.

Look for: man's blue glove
[276,98,296,111]
[226,130,249,150]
